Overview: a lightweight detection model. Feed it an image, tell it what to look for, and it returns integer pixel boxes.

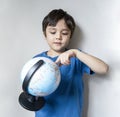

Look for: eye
[62,33,69,35]
[62,31,69,35]
[50,31,56,34]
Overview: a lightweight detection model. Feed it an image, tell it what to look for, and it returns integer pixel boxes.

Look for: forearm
[72,49,109,74]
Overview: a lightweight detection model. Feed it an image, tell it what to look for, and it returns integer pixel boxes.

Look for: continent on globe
[20,57,61,97]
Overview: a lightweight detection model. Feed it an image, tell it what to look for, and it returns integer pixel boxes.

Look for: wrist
[71,49,80,57]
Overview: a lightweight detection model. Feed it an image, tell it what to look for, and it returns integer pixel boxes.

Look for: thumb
[55,58,61,66]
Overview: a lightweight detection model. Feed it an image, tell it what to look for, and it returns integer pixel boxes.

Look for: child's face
[45,19,71,53]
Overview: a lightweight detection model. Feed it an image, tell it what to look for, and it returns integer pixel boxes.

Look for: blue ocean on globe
[21,57,61,97]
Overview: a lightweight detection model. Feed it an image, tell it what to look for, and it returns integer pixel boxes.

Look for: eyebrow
[48,28,56,30]
[48,27,70,31]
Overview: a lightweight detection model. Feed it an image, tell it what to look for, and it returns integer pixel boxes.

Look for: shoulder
[33,51,47,58]
[70,57,94,75]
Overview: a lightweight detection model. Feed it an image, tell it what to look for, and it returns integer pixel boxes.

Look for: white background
[0,0,120,117]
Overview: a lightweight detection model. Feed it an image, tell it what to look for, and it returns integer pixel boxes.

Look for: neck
[47,49,65,57]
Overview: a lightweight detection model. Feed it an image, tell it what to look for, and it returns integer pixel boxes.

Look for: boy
[35,9,109,117]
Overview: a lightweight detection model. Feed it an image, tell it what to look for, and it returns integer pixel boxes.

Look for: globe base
[19,92,45,111]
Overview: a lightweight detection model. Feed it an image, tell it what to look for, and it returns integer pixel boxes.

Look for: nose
[56,32,62,40]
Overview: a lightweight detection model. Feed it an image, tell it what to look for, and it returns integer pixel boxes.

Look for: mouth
[53,42,62,45]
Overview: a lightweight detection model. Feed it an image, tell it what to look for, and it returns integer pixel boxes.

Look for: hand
[55,49,76,66]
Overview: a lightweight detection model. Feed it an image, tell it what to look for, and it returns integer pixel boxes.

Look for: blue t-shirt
[34,51,94,117]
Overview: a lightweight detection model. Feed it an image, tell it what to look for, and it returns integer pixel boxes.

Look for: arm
[55,49,109,74]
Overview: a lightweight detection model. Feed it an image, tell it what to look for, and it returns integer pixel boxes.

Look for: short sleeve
[81,62,94,75]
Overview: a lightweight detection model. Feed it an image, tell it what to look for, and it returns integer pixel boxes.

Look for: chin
[54,48,66,53]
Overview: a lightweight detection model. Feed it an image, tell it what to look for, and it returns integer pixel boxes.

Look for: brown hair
[42,9,76,38]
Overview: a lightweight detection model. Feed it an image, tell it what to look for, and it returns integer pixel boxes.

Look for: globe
[20,57,61,97]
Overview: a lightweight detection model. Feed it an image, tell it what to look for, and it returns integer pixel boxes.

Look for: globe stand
[19,92,45,111]
[19,60,46,111]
